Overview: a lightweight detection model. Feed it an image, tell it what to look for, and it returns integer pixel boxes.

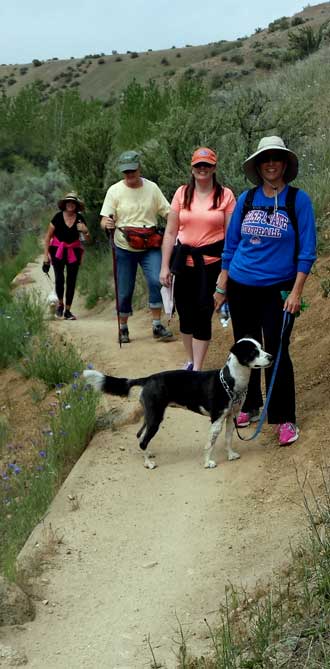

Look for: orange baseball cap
[191,147,217,166]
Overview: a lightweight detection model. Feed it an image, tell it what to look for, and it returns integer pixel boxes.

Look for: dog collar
[219,369,245,405]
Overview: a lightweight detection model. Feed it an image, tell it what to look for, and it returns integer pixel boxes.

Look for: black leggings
[227,277,296,424]
[50,250,81,307]
[174,261,221,341]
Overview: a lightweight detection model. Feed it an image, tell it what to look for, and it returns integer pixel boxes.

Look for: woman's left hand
[213,291,226,312]
[284,291,301,314]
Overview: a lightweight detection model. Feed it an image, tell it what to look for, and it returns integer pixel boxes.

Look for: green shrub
[195,68,207,78]
[210,74,223,89]
[288,21,330,59]
[77,244,113,308]
[291,16,305,27]
[0,417,10,458]
[268,17,290,32]
[230,53,244,65]
[21,335,84,388]
[161,57,169,66]
[47,379,98,475]
[254,57,274,70]
[0,291,45,369]
[183,67,195,79]
[0,379,98,578]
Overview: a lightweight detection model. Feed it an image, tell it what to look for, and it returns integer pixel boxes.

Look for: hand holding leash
[42,261,50,274]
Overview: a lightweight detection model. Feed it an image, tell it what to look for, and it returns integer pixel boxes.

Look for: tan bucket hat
[58,192,85,211]
[243,136,298,185]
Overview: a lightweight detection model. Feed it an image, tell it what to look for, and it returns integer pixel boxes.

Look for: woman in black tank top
[43,192,90,320]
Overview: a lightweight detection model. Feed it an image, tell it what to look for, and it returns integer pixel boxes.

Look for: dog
[46,290,58,317]
[83,338,273,470]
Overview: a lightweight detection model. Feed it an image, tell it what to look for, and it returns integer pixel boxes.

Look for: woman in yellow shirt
[101,150,173,343]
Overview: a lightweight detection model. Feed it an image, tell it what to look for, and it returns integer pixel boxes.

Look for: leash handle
[235,310,293,442]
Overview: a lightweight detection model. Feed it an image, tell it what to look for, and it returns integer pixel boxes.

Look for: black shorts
[174,261,221,341]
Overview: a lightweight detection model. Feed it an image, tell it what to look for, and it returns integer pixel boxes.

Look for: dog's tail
[83,369,145,397]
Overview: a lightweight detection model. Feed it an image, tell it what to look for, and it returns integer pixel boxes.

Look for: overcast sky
[0,0,315,64]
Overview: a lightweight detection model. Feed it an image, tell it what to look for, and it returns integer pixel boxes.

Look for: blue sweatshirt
[222,185,317,286]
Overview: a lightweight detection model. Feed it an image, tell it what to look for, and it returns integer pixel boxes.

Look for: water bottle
[220,302,230,328]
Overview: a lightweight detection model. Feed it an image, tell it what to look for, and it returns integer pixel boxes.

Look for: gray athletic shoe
[119,327,130,344]
[152,323,173,341]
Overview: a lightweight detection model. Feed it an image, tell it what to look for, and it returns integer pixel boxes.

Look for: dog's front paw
[204,460,217,469]
[228,451,240,461]
[144,459,157,470]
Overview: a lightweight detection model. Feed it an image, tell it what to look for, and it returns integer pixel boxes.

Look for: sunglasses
[258,151,286,163]
[193,162,214,168]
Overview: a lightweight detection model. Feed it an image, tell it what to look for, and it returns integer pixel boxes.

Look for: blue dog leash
[234,310,293,441]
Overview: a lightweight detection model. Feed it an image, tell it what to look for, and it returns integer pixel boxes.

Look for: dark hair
[182,174,223,210]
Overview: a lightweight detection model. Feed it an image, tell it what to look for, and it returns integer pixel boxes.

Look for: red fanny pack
[121,226,164,250]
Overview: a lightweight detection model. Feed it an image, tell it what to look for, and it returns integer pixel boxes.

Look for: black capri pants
[227,277,296,425]
[49,248,82,306]
[174,260,221,341]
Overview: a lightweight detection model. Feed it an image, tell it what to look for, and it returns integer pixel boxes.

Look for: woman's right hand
[101,215,115,230]
[159,267,172,287]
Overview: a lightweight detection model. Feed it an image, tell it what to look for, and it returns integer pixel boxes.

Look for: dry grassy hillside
[1,2,330,101]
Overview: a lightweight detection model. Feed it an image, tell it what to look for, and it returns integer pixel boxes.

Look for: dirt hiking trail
[2,257,330,668]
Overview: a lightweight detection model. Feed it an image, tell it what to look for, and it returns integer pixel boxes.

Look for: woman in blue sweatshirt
[214,136,316,446]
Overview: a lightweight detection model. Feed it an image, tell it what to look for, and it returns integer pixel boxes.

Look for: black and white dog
[83,338,273,470]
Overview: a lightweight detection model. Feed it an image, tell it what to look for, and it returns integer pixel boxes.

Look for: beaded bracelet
[215,286,226,295]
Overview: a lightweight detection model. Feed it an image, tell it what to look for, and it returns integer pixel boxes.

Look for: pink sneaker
[236,410,259,428]
[277,422,299,446]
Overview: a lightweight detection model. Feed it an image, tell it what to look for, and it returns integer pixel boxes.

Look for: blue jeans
[115,246,163,317]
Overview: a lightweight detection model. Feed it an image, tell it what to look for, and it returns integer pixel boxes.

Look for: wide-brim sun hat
[58,192,85,211]
[118,150,140,172]
[243,136,298,185]
[191,147,217,166]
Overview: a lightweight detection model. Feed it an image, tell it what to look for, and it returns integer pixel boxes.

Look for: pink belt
[50,237,83,263]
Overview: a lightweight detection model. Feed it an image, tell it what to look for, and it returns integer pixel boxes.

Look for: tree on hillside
[0,84,104,171]
[118,79,169,146]
[288,20,330,59]
[57,113,115,237]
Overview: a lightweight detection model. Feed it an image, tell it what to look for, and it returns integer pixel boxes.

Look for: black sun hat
[58,192,85,211]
